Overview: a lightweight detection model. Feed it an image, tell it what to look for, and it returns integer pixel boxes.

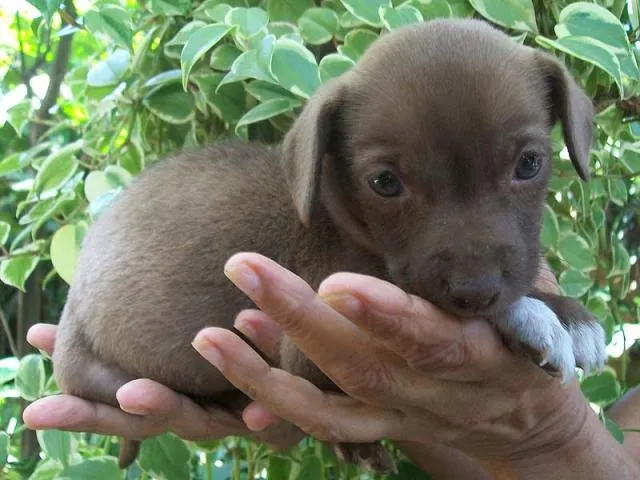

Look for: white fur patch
[492,297,576,383]
[568,321,607,375]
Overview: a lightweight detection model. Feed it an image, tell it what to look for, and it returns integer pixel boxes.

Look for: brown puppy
[52,19,606,472]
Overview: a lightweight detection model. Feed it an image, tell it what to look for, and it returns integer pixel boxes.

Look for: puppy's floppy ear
[281,78,346,227]
[535,51,594,180]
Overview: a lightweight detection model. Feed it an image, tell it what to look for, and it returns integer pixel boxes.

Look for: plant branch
[29,0,76,144]
[0,306,19,358]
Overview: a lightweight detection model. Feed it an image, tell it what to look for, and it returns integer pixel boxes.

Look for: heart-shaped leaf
[559,268,593,297]
[181,24,233,89]
[469,0,537,33]
[0,255,40,291]
[50,223,88,285]
[319,53,355,82]
[557,232,596,272]
[298,7,339,45]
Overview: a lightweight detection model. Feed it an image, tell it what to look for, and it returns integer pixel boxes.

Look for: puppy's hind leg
[52,338,140,468]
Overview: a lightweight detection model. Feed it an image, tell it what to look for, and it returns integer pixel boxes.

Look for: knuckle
[335,359,392,398]
[270,293,315,338]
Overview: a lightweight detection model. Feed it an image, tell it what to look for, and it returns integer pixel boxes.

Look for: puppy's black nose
[445,277,501,312]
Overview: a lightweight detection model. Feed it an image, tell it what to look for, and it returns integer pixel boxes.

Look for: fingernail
[323,294,361,318]
[234,317,257,341]
[224,260,262,299]
[192,337,225,370]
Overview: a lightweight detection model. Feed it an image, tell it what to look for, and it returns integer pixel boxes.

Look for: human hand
[22,320,301,450]
[191,252,595,475]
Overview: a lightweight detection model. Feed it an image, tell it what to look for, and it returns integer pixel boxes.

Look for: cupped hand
[22,320,300,450]
[190,253,592,472]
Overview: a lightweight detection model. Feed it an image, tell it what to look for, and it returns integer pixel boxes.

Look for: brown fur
[52,19,600,471]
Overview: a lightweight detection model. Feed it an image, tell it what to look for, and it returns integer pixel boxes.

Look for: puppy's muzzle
[443,275,501,313]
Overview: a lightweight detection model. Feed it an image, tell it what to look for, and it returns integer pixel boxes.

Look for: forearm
[478,390,640,479]
[606,385,640,460]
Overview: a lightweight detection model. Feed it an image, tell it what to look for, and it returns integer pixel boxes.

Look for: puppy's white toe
[568,321,607,375]
[492,297,576,382]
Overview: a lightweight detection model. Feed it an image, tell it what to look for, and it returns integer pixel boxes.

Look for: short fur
[52,19,605,472]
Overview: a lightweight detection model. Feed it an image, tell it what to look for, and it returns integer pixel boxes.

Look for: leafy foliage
[0,0,638,478]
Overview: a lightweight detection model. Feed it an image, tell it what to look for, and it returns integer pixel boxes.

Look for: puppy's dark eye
[368,170,403,197]
[514,152,542,180]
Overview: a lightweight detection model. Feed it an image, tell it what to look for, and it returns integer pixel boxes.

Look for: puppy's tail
[118,438,141,469]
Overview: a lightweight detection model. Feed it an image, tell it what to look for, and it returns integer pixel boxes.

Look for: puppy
[52,19,606,473]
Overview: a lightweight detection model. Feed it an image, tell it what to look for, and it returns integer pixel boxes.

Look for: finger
[234,309,282,360]
[224,253,377,378]
[318,273,510,380]
[26,323,57,355]
[192,327,405,444]
[23,395,168,439]
[116,379,248,441]
[242,401,281,432]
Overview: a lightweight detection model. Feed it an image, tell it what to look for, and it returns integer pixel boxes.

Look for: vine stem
[0,306,19,357]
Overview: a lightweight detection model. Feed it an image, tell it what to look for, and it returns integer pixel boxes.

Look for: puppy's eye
[368,170,403,197]
[514,151,542,180]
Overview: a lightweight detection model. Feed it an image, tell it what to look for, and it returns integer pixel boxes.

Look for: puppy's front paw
[492,297,576,382]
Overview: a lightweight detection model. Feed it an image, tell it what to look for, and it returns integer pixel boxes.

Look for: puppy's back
[54,143,296,399]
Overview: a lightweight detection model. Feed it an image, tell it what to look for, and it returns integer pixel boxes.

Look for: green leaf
[37,430,74,468]
[266,0,314,23]
[225,7,269,38]
[0,221,10,245]
[408,0,453,20]
[15,354,45,401]
[26,0,59,21]
[267,455,291,479]
[27,458,63,480]
[84,6,133,50]
[33,144,80,195]
[164,21,207,59]
[559,268,593,297]
[395,459,433,479]
[337,29,378,61]
[541,204,559,249]
[557,3,626,48]
[298,7,339,44]
[143,69,182,90]
[295,454,323,480]
[236,97,300,133]
[0,152,21,176]
[609,240,631,278]
[192,73,246,123]
[7,100,32,135]
[143,84,195,124]
[380,4,423,30]
[0,432,7,468]
[581,369,621,404]
[89,189,122,221]
[87,49,131,87]
[607,178,627,205]
[118,140,145,175]
[57,456,120,479]
[557,232,597,272]
[269,39,321,99]
[246,81,298,102]
[536,35,623,98]
[0,255,40,291]
[138,433,190,480]
[0,356,20,385]
[219,49,275,87]
[468,0,537,33]
[620,143,640,174]
[50,223,87,285]
[210,43,241,70]
[339,0,390,26]
[319,53,355,82]
[149,0,191,16]
[181,24,233,89]
[605,417,625,444]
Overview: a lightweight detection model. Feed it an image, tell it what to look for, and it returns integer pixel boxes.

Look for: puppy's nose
[445,277,501,312]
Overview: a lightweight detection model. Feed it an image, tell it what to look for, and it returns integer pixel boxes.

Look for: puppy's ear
[535,52,594,180]
[281,78,347,226]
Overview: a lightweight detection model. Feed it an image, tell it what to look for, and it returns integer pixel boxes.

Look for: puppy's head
[282,19,593,317]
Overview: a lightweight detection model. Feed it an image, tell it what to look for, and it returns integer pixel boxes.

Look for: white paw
[567,320,607,375]
[492,298,576,383]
